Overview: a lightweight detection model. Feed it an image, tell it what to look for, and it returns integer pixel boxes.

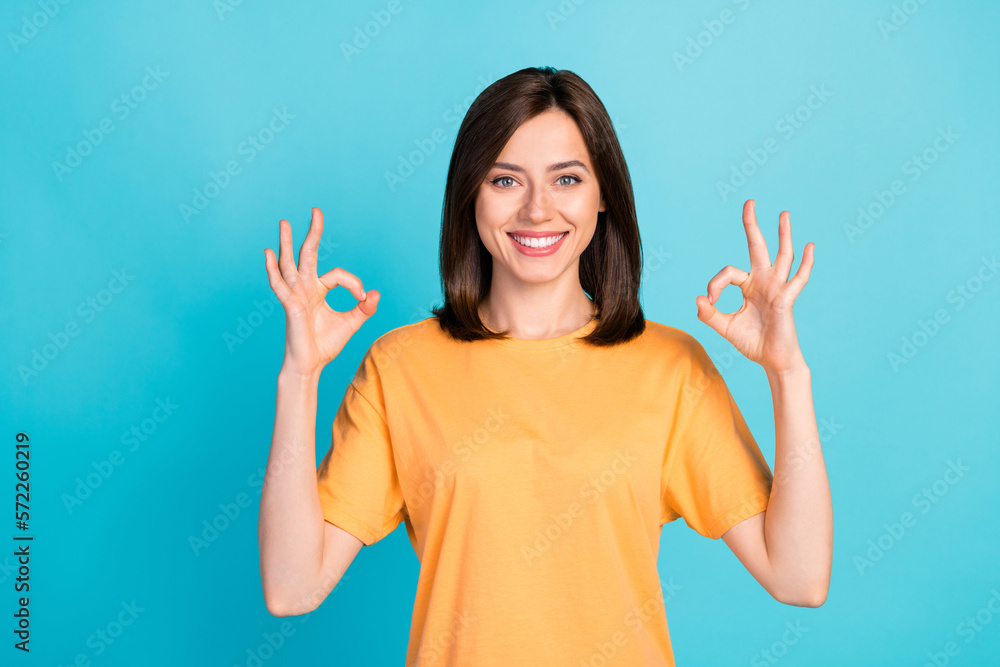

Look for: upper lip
[507,230,568,238]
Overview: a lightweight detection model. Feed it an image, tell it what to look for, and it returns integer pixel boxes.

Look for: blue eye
[557,175,581,186]
[491,176,516,188]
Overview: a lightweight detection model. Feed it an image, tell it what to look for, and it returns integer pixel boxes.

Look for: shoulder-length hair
[430,66,645,346]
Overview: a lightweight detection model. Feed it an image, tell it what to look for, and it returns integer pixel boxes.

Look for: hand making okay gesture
[264,207,380,377]
[695,199,815,374]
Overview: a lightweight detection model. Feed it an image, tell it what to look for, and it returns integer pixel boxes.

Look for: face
[474,108,606,288]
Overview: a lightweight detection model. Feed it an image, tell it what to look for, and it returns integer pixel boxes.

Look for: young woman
[258,67,832,666]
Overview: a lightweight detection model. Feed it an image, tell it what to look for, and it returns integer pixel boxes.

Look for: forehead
[494,109,591,165]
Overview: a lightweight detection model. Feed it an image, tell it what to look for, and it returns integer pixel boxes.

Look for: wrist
[764,358,811,385]
[278,364,323,386]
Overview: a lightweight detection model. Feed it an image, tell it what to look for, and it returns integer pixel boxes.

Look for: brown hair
[430,66,645,346]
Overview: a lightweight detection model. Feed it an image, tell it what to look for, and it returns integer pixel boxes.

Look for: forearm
[258,367,327,613]
[762,360,833,606]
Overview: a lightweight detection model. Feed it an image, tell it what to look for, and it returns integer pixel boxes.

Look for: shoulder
[640,319,707,355]
[347,317,444,391]
[360,316,449,372]
[636,319,720,381]
[367,316,444,351]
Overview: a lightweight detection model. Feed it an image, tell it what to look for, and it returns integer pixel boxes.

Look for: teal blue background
[3,0,998,664]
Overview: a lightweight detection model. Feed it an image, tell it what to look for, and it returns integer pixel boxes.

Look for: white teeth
[512,232,566,249]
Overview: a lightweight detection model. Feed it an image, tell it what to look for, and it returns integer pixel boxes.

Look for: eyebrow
[491,160,591,175]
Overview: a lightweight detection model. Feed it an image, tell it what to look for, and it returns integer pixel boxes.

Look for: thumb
[695,294,729,337]
[352,289,380,322]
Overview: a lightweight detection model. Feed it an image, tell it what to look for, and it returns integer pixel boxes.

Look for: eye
[557,175,581,186]
[491,176,517,188]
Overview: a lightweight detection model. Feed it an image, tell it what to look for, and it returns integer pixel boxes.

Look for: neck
[478,274,596,340]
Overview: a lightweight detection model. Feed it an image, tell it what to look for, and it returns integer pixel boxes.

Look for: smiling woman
[259,66,831,667]
[477,114,603,296]
[432,67,644,343]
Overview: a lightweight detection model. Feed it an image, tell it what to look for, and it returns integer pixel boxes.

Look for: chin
[507,264,566,284]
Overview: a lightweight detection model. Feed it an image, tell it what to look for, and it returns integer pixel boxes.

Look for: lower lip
[508,232,568,257]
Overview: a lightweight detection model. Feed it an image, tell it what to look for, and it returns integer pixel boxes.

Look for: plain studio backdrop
[2,0,998,665]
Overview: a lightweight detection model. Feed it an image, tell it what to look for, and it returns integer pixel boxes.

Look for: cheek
[475,190,495,223]
[560,190,602,223]
[473,192,489,227]
[474,193,501,250]
[476,190,508,221]
[576,223,598,249]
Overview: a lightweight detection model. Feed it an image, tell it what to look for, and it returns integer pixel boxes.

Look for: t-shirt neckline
[483,316,598,350]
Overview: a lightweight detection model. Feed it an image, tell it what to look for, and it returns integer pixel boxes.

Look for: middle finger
[742,199,772,270]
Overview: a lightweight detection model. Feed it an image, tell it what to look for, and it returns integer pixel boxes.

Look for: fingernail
[361,290,367,300]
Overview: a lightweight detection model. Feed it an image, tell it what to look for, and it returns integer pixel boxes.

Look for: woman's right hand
[264,207,379,377]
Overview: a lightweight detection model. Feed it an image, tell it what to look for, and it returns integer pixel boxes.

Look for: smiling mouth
[507,232,568,249]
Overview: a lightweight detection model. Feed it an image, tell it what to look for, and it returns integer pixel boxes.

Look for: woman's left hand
[695,199,815,375]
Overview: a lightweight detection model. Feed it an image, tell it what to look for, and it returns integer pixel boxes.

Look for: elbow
[767,557,832,608]
[263,595,295,618]
[794,586,828,608]
[263,589,314,618]
[773,582,828,608]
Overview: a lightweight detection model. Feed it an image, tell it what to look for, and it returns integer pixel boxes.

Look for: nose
[519,184,555,224]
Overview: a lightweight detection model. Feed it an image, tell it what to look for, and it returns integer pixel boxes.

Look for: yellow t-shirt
[316,316,773,666]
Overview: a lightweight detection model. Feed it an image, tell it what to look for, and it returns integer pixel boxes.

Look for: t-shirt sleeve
[660,337,774,539]
[316,350,406,546]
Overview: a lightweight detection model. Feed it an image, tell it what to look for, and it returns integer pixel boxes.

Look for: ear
[599,193,607,212]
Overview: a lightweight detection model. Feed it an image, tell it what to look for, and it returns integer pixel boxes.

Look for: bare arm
[697,200,831,606]
[258,368,364,616]
[257,207,380,616]
[722,362,832,607]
